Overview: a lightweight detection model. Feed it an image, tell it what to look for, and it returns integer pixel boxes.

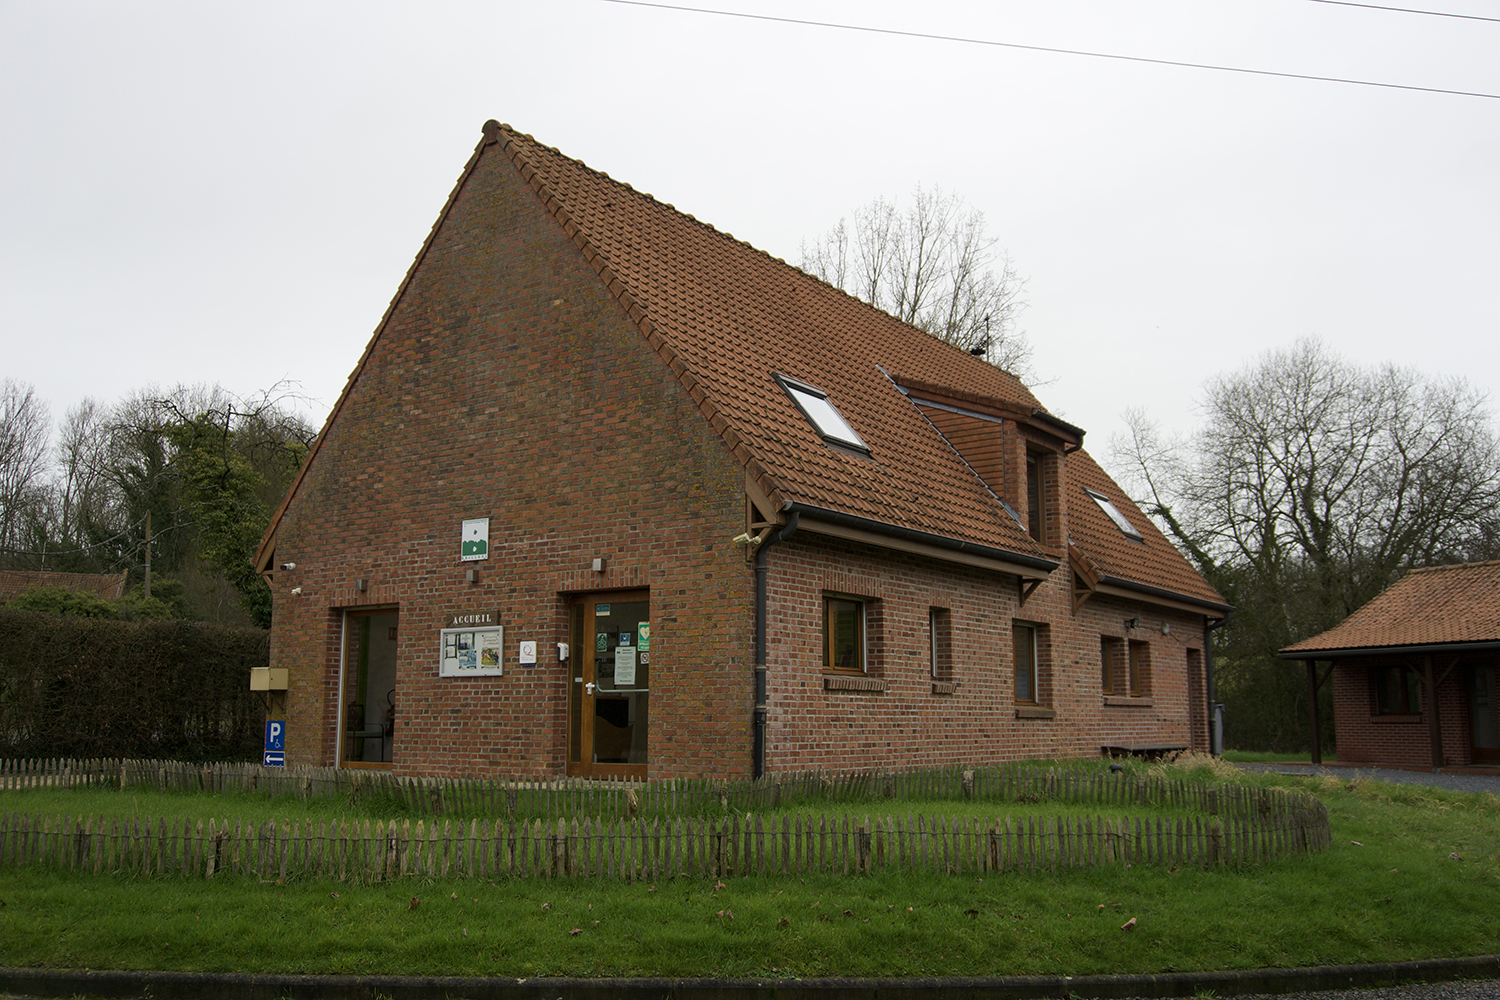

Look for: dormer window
[1086,488,1143,541]
[775,374,867,452]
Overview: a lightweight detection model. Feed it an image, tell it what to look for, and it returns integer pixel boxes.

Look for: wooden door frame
[566,590,649,780]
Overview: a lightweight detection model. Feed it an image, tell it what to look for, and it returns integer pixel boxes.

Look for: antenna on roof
[969,314,991,357]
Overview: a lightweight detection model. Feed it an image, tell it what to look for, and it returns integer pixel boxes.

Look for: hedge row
[0,610,267,761]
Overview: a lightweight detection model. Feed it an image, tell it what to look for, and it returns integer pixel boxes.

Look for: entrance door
[339,609,398,769]
[1470,667,1500,764]
[568,592,650,778]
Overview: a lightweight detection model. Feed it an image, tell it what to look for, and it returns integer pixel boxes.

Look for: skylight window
[775,375,867,451]
[1086,489,1143,541]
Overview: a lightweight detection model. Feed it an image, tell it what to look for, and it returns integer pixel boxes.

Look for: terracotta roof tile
[1065,450,1228,609]
[1282,561,1500,654]
[498,125,1049,558]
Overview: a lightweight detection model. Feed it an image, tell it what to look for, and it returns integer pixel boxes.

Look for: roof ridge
[1407,559,1500,575]
[491,121,788,510]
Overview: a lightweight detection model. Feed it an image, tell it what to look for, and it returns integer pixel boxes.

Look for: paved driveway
[1234,762,1500,797]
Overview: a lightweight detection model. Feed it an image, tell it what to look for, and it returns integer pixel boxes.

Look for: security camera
[280,562,296,571]
[1124,617,1141,630]
[290,587,303,596]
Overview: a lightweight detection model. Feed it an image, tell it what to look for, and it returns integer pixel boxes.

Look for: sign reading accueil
[461,517,490,561]
[440,610,503,677]
[264,720,286,767]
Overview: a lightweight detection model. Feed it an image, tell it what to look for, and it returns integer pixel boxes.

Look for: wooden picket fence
[0,756,1331,882]
[0,756,1321,828]
[0,802,1330,884]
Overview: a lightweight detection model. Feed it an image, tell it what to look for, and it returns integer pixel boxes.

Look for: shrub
[0,609,267,760]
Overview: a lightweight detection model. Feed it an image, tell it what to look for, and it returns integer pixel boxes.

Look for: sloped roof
[492,124,1046,561]
[259,120,1224,609]
[0,570,129,603]
[1065,450,1228,610]
[1282,561,1500,655]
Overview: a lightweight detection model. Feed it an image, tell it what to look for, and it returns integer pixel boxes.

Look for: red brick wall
[763,533,1211,772]
[266,136,1217,782]
[269,138,754,779]
[1329,657,1480,767]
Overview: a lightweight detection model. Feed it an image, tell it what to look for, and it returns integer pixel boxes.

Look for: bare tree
[0,379,52,557]
[1117,339,1500,623]
[51,397,115,556]
[1113,339,1500,750]
[801,185,1032,379]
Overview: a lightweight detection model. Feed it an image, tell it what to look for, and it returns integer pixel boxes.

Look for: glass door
[568,591,649,778]
[1470,667,1500,764]
[338,609,398,769]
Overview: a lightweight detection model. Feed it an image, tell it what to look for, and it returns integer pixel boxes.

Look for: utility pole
[143,510,151,600]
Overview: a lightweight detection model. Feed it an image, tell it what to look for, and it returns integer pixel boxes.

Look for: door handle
[585,682,596,696]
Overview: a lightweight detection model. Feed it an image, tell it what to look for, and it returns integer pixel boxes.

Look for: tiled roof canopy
[1282,561,1500,655]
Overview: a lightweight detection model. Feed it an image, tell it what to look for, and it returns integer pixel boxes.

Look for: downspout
[1205,612,1231,756]
[753,511,799,780]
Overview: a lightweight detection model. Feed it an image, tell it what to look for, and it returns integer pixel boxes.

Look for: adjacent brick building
[254,121,1229,780]
[1282,561,1500,769]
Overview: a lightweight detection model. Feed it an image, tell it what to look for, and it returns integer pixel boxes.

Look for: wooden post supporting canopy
[1305,659,1322,765]
[1423,653,1444,769]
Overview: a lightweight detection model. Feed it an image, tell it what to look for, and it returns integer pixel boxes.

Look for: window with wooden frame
[824,596,865,674]
[1025,451,1046,543]
[1013,622,1039,703]
[1372,665,1422,715]
[929,607,952,682]
[1127,640,1150,696]
[1101,636,1126,693]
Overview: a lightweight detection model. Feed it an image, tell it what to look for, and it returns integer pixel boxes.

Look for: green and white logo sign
[461,518,490,561]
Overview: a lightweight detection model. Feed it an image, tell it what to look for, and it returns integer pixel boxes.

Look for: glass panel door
[339,610,398,769]
[567,591,649,778]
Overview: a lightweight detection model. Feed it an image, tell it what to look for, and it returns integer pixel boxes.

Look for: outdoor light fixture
[465,569,478,584]
[592,557,606,572]
[355,579,368,592]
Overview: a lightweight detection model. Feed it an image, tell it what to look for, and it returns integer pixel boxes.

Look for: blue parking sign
[264,720,286,767]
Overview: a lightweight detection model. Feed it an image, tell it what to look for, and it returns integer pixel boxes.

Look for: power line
[1299,0,1500,24]
[598,0,1500,101]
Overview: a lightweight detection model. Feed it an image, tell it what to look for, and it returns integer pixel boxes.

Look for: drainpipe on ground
[753,511,799,780]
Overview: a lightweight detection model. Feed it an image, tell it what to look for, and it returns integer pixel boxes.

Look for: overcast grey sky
[3,0,1497,468]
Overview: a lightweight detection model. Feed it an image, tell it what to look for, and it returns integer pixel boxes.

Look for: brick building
[254,121,1229,780]
[1282,561,1500,770]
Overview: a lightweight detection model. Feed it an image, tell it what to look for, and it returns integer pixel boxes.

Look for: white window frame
[1086,488,1144,540]
[775,374,868,452]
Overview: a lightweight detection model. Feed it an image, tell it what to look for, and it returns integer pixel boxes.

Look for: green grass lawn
[1221,750,1335,763]
[0,762,1495,979]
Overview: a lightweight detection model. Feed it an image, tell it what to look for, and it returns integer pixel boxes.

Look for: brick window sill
[823,674,887,693]
[1103,695,1154,708]
[930,681,958,696]
[1369,713,1424,724]
[1015,706,1056,720]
